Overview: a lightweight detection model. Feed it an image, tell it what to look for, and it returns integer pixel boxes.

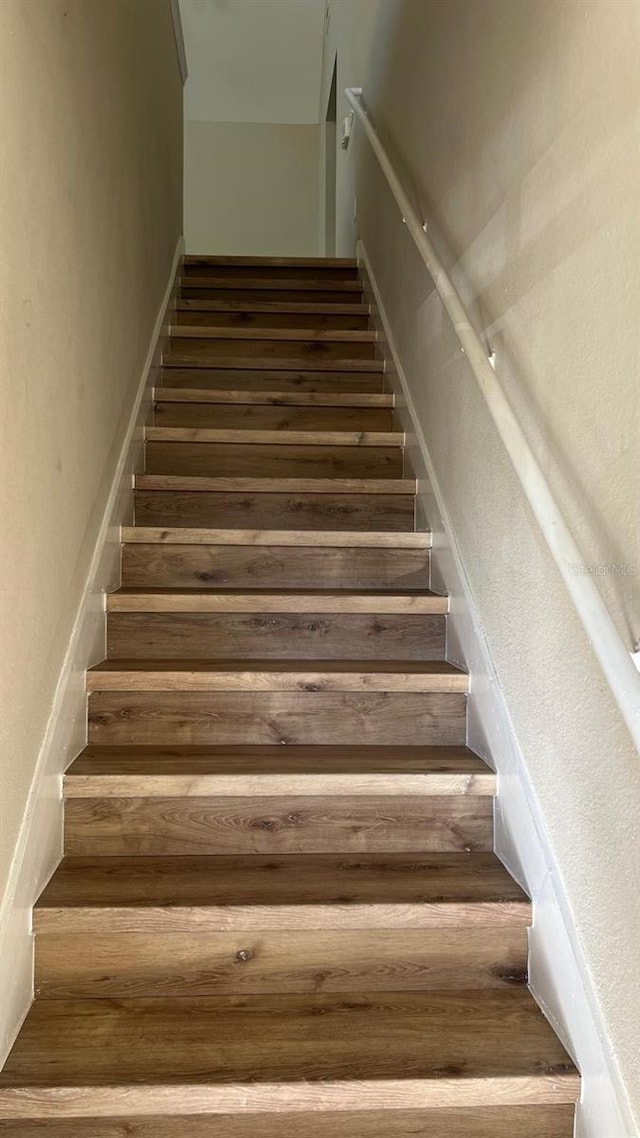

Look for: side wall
[337,0,640,1132]
[184,121,320,255]
[0,0,183,1054]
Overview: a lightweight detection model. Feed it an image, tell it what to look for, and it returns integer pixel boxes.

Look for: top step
[183,256,358,281]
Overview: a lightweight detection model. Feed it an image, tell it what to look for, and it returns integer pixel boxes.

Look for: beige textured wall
[0,0,182,906]
[184,121,320,255]
[351,0,640,1118]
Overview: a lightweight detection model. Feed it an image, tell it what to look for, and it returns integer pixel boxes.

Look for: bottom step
[0,1105,578,1137]
[0,991,579,1117]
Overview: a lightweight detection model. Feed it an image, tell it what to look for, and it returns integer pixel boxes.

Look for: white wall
[184,120,319,255]
[322,0,640,1131]
[180,0,325,255]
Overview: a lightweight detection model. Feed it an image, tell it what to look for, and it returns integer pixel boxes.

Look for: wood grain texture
[136,474,412,492]
[134,490,415,532]
[145,427,403,446]
[179,287,366,304]
[175,308,371,329]
[181,276,363,291]
[64,744,492,797]
[0,991,579,1112]
[85,659,468,694]
[153,401,393,431]
[144,441,402,479]
[0,1105,578,1137]
[160,368,384,392]
[35,927,527,998]
[105,611,446,662]
[120,545,430,590]
[161,357,383,373]
[154,390,392,407]
[122,528,430,547]
[63,795,490,856]
[107,590,448,614]
[35,850,531,930]
[165,338,376,364]
[87,691,466,747]
[170,326,377,343]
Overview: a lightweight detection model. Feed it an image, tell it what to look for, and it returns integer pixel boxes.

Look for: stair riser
[181,288,364,304]
[153,404,393,431]
[182,265,360,281]
[134,491,414,532]
[166,340,377,364]
[106,613,445,661]
[175,310,371,329]
[121,546,430,590]
[161,368,385,392]
[0,1107,579,1138]
[64,795,490,855]
[144,443,403,479]
[35,928,527,999]
[87,691,466,747]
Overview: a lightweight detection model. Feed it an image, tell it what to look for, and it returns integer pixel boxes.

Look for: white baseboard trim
[0,236,184,1066]
[358,240,637,1138]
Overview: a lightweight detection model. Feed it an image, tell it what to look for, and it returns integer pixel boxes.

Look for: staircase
[0,256,579,1136]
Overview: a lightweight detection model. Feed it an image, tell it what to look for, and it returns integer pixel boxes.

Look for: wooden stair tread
[135,475,414,493]
[154,389,393,406]
[178,298,371,313]
[162,359,383,373]
[86,658,468,692]
[181,277,363,291]
[35,850,530,912]
[170,326,377,342]
[145,428,403,446]
[122,528,431,547]
[0,1107,580,1138]
[0,991,577,1112]
[107,589,447,613]
[183,256,358,267]
[64,744,491,798]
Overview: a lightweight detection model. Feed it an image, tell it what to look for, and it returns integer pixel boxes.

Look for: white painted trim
[170,0,188,86]
[0,236,184,1067]
[358,241,638,1138]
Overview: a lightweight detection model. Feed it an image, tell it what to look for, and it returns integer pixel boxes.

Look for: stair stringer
[358,240,635,1138]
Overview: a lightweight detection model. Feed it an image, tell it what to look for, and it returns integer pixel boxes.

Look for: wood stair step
[175,305,372,329]
[0,1105,580,1138]
[181,277,363,291]
[180,289,367,306]
[154,389,393,406]
[145,437,402,479]
[0,990,579,1117]
[165,336,376,364]
[162,358,382,373]
[134,490,414,532]
[86,659,468,693]
[107,588,448,613]
[121,543,430,592]
[160,367,385,392]
[153,398,393,432]
[145,427,403,446]
[122,527,430,547]
[64,745,491,797]
[34,850,530,929]
[33,846,528,1001]
[106,609,446,661]
[170,326,377,342]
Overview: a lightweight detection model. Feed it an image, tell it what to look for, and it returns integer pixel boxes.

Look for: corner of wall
[357,240,637,1138]
[0,236,184,1068]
